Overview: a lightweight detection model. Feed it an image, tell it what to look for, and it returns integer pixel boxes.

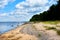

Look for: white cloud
[0,0,15,8]
[0,13,7,17]
[0,12,32,21]
[15,0,57,17]
[0,0,58,22]
[16,0,57,14]
[16,0,48,8]
[8,0,57,21]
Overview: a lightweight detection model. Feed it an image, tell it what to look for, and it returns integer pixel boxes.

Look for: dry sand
[0,22,60,40]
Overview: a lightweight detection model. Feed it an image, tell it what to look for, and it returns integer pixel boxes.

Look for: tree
[30,0,60,21]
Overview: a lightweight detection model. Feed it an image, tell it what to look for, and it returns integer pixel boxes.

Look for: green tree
[30,0,60,21]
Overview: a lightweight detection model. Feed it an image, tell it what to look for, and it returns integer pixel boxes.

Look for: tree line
[30,0,60,21]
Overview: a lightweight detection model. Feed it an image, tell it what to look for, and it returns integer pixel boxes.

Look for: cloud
[0,13,7,17]
[12,0,57,21]
[0,0,58,22]
[0,0,15,8]
[16,0,57,14]
[16,0,48,8]
[0,12,32,21]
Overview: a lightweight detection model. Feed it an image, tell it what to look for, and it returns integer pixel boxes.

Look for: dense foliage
[30,0,60,21]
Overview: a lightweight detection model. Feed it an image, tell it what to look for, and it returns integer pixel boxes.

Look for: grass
[45,26,60,36]
[32,25,37,30]
[44,26,48,28]
[38,33,41,37]
[43,21,60,36]
[56,24,60,27]
[45,26,56,30]
[56,30,60,35]
[43,21,59,24]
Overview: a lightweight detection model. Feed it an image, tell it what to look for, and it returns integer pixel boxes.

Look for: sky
[0,0,58,22]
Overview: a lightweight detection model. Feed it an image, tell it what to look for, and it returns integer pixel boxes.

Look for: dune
[0,21,60,40]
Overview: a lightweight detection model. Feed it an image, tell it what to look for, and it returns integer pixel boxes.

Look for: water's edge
[0,22,29,34]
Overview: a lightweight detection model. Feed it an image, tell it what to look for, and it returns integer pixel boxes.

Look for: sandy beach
[0,21,60,40]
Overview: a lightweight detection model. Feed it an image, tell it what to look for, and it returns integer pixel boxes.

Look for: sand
[0,22,60,40]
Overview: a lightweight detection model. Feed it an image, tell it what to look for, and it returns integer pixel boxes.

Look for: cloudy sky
[0,0,58,22]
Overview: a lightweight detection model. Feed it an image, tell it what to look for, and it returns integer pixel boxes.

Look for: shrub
[56,30,60,35]
[38,33,41,37]
[46,27,56,30]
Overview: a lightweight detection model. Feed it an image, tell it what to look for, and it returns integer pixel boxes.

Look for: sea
[0,22,26,34]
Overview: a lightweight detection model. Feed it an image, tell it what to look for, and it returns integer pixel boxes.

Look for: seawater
[0,22,25,34]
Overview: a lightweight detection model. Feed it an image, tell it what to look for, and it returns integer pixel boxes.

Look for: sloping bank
[0,21,60,40]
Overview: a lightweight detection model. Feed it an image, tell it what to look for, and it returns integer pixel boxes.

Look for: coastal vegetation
[30,0,60,36]
[46,27,56,30]
[56,30,60,35]
[0,21,60,40]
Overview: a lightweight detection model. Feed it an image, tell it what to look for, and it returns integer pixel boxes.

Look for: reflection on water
[0,22,24,34]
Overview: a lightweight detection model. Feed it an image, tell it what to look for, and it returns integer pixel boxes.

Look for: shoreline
[0,21,60,40]
[0,22,34,35]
